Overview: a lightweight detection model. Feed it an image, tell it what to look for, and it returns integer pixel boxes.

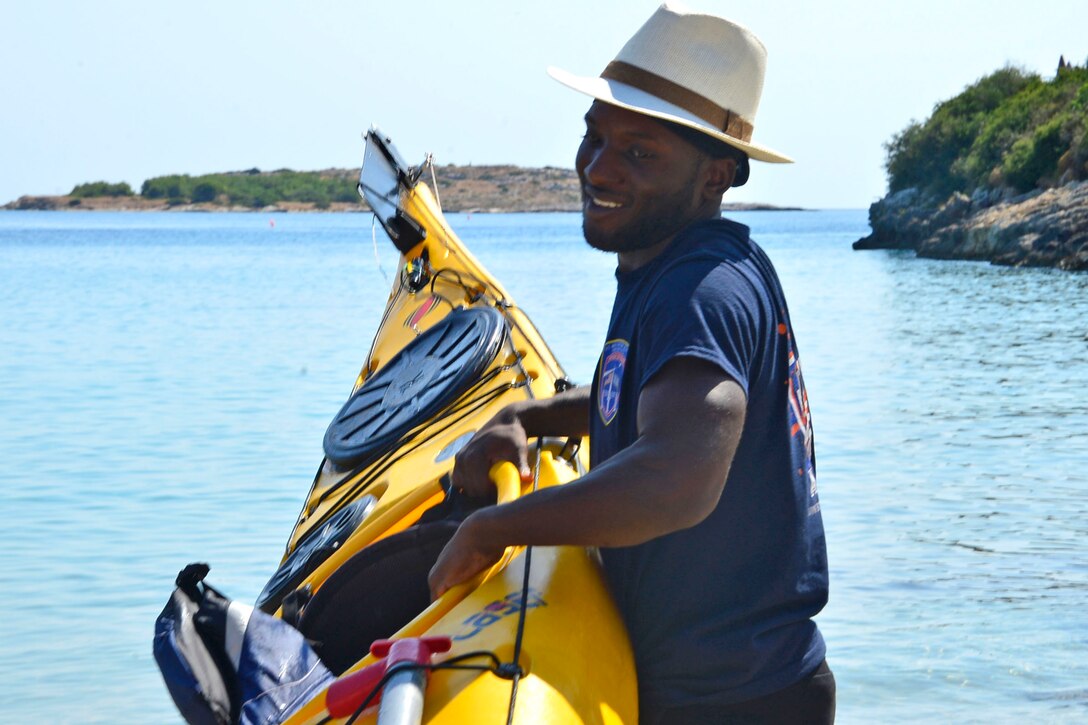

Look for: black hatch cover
[323,306,507,468]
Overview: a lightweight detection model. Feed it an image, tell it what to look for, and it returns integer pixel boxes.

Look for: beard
[581,169,703,255]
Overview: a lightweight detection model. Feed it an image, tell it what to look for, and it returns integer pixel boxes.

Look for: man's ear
[701,156,737,201]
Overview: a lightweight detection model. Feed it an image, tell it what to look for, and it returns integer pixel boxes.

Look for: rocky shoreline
[854,181,1088,271]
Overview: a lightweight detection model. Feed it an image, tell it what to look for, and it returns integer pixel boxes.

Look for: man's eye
[630,147,651,159]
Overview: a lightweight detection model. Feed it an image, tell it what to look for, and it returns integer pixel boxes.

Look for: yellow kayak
[265,129,636,724]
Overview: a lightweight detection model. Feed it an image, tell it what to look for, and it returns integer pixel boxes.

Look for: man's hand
[450,407,532,497]
[428,512,505,599]
[450,387,591,497]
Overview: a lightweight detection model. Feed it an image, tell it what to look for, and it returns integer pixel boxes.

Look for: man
[429,4,833,722]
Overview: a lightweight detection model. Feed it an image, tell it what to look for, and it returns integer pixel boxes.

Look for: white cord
[426,153,442,209]
[371,214,389,283]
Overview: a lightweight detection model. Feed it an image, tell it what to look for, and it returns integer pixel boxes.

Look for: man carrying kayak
[429,3,834,722]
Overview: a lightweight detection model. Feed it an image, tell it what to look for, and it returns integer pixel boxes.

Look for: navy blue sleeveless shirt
[589,218,828,710]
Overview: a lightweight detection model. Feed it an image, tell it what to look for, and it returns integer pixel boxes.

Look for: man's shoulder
[660,217,756,269]
[681,216,752,246]
[649,220,761,289]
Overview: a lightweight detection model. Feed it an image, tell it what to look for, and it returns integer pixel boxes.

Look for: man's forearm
[510,385,591,438]
[461,437,706,549]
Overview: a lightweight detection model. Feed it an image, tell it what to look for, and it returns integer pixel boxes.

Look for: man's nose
[580,144,622,188]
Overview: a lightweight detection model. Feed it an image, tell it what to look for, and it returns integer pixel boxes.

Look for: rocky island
[4,165,797,215]
[855,60,1088,271]
[3,166,582,214]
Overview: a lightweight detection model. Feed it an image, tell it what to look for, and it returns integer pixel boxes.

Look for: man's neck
[616,212,720,273]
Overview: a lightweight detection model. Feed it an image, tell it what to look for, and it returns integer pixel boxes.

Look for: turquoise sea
[0,209,1085,723]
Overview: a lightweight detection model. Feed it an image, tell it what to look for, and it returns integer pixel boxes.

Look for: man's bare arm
[429,356,746,597]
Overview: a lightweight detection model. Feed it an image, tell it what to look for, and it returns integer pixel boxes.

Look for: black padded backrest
[296,521,458,675]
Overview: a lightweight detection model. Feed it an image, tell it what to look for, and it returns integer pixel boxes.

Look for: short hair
[655,118,751,187]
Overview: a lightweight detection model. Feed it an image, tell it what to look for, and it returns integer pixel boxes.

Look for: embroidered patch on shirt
[597,339,629,425]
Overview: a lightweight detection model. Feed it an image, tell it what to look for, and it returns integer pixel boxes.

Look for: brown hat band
[601,60,754,143]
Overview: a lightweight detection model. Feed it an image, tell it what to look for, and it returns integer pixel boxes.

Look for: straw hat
[548,2,791,164]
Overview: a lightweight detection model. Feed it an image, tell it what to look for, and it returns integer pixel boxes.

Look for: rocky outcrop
[854,181,1088,271]
[7,195,63,210]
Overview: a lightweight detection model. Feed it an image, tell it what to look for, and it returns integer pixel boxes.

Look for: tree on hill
[884,62,1088,200]
[70,181,135,198]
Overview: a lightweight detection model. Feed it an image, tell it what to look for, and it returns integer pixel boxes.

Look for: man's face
[575,101,710,267]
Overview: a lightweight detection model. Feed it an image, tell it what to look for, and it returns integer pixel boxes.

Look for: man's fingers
[452,435,530,495]
[428,518,502,601]
[428,566,448,600]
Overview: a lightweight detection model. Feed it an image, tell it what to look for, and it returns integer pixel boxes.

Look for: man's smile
[583,188,626,210]
[588,195,623,209]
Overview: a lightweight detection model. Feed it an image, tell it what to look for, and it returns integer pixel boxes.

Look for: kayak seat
[323,306,508,469]
[296,520,459,675]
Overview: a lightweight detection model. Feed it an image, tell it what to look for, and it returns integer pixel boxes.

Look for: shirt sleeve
[636,256,762,396]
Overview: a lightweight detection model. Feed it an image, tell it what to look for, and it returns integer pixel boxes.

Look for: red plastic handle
[324,636,453,718]
[370,636,452,663]
[326,662,387,718]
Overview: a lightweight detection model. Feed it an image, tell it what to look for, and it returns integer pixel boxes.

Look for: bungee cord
[329,650,511,725]
[502,436,543,725]
[311,376,526,520]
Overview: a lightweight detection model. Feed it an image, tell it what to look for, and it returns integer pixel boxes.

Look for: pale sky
[3,1,1085,209]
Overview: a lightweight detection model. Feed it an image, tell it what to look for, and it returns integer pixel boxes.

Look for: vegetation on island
[10,160,793,214]
[884,59,1088,200]
[63,165,579,211]
[6,165,585,213]
[139,168,359,209]
[71,181,135,198]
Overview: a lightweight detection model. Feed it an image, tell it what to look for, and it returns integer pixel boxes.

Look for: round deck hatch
[323,306,507,468]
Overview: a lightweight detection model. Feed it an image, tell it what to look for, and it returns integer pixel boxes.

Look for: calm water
[0,209,1085,723]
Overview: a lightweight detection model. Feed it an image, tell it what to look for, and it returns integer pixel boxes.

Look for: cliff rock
[854,181,1088,271]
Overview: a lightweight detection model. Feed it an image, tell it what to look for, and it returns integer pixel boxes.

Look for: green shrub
[70,180,134,198]
[1003,115,1069,191]
[191,182,221,203]
[142,175,194,200]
